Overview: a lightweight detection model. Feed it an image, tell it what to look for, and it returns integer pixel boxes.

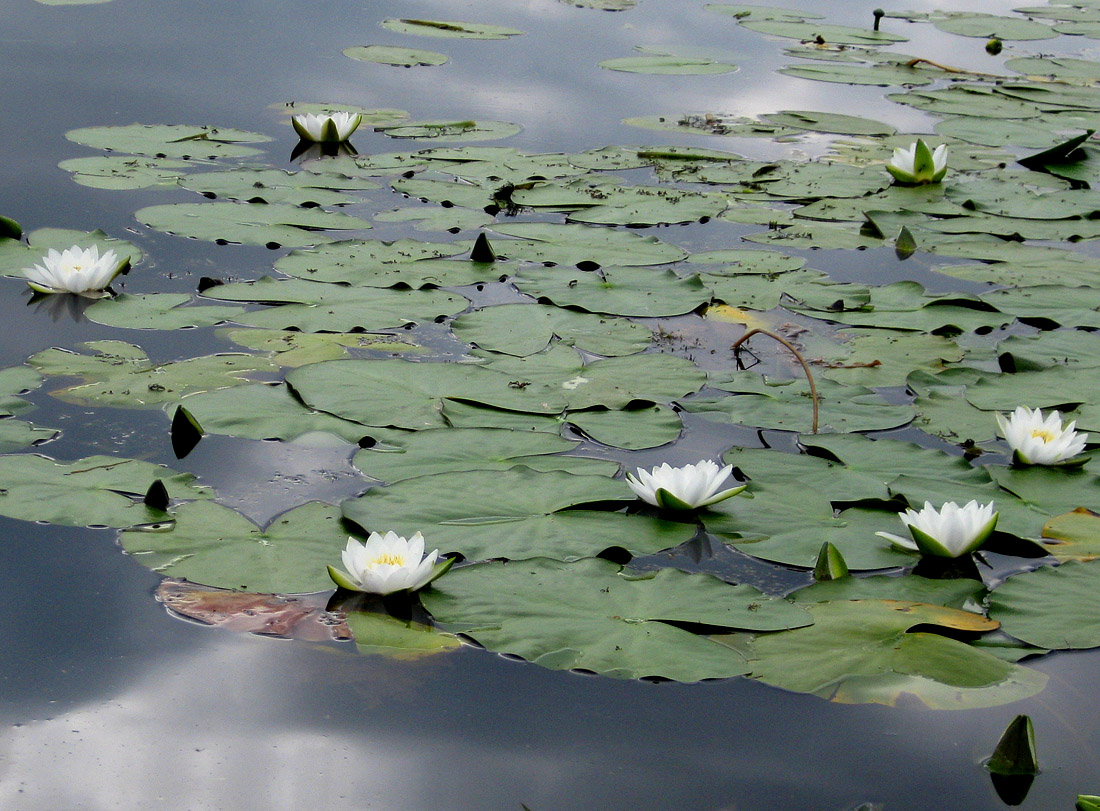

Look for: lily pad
[121,500,352,593]
[83,294,245,330]
[932,12,1057,40]
[58,156,192,190]
[1039,508,1100,562]
[29,341,278,409]
[0,454,207,527]
[739,20,906,45]
[377,120,522,143]
[343,45,449,67]
[345,611,461,658]
[135,202,373,248]
[271,239,489,287]
[66,124,270,160]
[453,303,650,357]
[380,19,524,39]
[343,467,693,561]
[201,277,469,333]
[220,329,423,367]
[489,222,687,266]
[599,50,738,75]
[763,111,895,136]
[353,427,616,483]
[423,557,811,681]
[567,404,683,450]
[989,560,1100,650]
[514,266,711,317]
[179,168,379,206]
[725,600,1047,709]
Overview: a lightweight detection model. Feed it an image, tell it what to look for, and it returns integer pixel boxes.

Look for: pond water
[3,0,1100,808]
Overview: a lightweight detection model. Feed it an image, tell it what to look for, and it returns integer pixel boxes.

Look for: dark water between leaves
[3,0,1100,808]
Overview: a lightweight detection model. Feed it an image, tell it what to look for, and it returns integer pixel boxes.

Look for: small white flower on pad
[23,245,127,296]
[886,139,948,185]
[877,500,998,558]
[328,531,453,594]
[291,112,363,143]
[996,406,1088,466]
[625,460,746,510]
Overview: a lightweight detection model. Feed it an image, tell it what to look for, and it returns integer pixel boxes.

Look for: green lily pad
[423,557,811,681]
[343,45,449,67]
[739,20,906,45]
[562,0,636,9]
[704,4,822,22]
[376,120,522,143]
[58,156,192,190]
[780,62,934,87]
[135,202,372,248]
[888,86,1043,119]
[0,419,58,453]
[272,239,490,287]
[567,404,683,450]
[792,573,986,609]
[29,340,278,409]
[66,124,270,159]
[343,467,691,561]
[489,222,687,266]
[1039,508,1100,562]
[201,277,469,332]
[83,294,245,330]
[168,383,374,443]
[989,560,1100,650]
[932,12,1057,40]
[474,345,707,411]
[452,304,651,357]
[287,358,564,430]
[121,500,352,593]
[353,427,616,483]
[599,50,738,75]
[514,266,711,317]
[220,329,423,367]
[380,18,524,39]
[0,453,207,527]
[724,600,1047,708]
[373,205,494,233]
[763,110,895,136]
[821,329,965,387]
[179,168,379,206]
[685,373,914,434]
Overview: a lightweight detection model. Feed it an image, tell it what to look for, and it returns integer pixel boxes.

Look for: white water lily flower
[327,531,451,594]
[886,139,948,185]
[291,111,363,143]
[876,500,998,558]
[625,460,747,510]
[996,406,1088,466]
[23,245,127,296]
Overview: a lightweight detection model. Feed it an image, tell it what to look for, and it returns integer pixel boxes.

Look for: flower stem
[730,329,820,433]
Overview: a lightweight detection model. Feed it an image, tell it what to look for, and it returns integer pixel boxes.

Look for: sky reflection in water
[2,0,1100,808]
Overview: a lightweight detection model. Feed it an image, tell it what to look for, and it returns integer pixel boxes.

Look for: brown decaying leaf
[156,578,351,641]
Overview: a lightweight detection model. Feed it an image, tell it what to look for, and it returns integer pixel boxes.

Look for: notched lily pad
[66,124,270,160]
[343,45,449,67]
[422,556,810,681]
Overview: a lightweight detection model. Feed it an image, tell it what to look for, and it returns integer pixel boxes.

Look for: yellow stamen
[371,553,405,567]
[1030,428,1057,443]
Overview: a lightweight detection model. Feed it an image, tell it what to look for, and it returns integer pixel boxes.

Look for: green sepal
[1076,795,1100,811]
[327,564,364,592]
[422,555,457,589]
[655,488,696,510]
[321,118,341,143]
[1012,448,1090,468]
[291,117,312,142]
[913,139,935,181]
[701,484,748,506]
[886,163,915,185]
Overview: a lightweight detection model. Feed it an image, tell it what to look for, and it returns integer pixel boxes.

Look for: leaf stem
[730,329,820,433]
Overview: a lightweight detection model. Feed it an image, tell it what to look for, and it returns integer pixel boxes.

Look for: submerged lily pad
[424,557,810,681]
